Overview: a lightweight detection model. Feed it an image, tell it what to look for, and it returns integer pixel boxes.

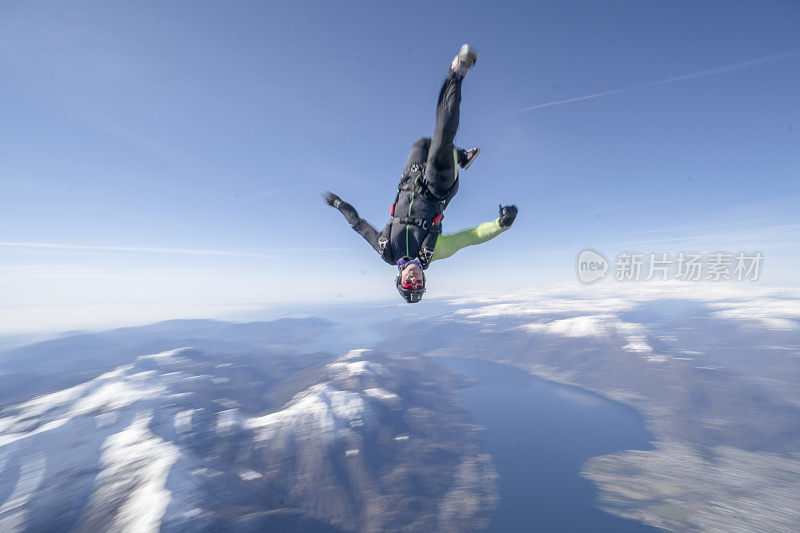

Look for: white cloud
[0,241,351,258]
[454,297,634,319]
[706,297,800,331]
[452,283,800,348]
[520,315,621,338]
[757,318,800,331]
[449,283,800,320]
[519,314,652,353]
[622,336,654,354]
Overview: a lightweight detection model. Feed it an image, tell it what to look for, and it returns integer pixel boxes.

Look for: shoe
[458,147,480,170]
[450,44,478,76]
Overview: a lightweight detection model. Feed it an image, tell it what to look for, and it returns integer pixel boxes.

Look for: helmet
[396,275,426,303]
[396,257,426,303]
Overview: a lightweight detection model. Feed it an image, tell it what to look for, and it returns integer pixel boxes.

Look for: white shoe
[450,44,478,76]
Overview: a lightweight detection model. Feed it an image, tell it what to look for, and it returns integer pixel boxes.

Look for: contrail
[503,49,800,116]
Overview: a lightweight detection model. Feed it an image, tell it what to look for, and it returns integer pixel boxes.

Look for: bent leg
[403,137,431,177]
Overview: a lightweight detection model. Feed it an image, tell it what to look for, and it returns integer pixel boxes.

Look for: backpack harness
[378,159,458,268]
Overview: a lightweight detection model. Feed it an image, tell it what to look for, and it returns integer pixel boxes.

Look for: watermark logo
[577,249,609,283]
[576,250,763,283]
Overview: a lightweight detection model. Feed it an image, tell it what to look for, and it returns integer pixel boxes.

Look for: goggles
[403,279,424,290]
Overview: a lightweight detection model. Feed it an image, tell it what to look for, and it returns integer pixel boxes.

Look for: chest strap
[391,214,443,231]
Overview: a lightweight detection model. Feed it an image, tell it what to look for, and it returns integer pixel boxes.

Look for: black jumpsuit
[339,69,466,265]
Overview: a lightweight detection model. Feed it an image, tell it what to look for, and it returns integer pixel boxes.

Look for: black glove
[322,191,360,226]
[322,191,343,209]
[498,204,518,228]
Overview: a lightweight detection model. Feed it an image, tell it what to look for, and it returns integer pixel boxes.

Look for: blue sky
[1,0,799,333]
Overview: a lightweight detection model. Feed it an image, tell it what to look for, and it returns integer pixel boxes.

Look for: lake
[434,357,659,533]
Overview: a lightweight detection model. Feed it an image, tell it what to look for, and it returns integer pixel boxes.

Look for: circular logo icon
[577,249,608,284]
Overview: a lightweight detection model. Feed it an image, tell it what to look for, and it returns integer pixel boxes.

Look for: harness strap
[402,162,457,206]
[382,154,458,268]
[391,215,443,232]
[378,223,392,264]
[418,233,437,267]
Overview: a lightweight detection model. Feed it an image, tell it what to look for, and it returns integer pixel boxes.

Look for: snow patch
[364,388,400,403]
[136,348,193,366]
[0,417,70,447]
[96,411,120,429]
[238,470,262,481]
[69,379,166,417]
[173,410,197,434]
[215,398,240,409]
[214,409,240,434]
[328,360,387,379]
[246,383,371,444]
[94,412,179,533]
[0,365,167,443]
[0,452,46,531]
[338,348,372,360]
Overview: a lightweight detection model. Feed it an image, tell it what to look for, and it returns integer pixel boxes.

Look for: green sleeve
[431,218,510,262]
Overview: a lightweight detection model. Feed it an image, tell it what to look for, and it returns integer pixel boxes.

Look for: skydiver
[323,44,518,303]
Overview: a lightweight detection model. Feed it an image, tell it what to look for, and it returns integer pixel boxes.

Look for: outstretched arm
[431,205,517,262]
[322,192,382,254]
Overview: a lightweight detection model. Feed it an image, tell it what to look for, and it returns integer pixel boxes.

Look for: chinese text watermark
[577,250,763,284]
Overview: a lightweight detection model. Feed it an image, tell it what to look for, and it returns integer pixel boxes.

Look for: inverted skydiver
[323,44,518,303]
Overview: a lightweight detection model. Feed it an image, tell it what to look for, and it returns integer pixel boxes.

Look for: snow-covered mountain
[0,345,497,532]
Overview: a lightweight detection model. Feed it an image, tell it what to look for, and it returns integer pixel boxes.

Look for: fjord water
[436,357,658,533]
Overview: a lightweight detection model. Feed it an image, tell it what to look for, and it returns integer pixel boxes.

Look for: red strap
[432,213,443,225]
[390,203,396,216]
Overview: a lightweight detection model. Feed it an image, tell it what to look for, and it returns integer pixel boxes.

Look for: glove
[498,204,518,228]
[322,191,360,226]
[322,191,343,209]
